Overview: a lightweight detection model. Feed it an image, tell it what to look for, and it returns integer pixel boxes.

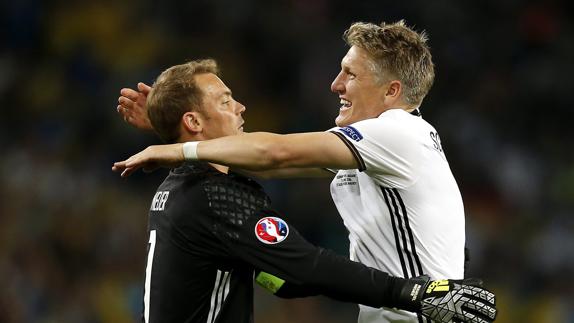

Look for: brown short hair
[343,20,435,106]
[147,59,219,143]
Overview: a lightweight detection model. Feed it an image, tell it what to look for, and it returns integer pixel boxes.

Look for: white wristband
[182,141,199,161]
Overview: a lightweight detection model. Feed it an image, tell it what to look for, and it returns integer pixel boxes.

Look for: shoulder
[331,109,416,142]
[370,108,418,129]
[199,173,272,243]
[158,165,271,231]
[201,173,272,221]
[158,162,267,218]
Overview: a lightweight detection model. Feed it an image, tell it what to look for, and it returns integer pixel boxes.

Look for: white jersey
[328,109,465,323]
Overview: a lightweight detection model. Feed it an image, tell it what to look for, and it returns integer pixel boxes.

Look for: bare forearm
[112,131,357,177]
[197,132,285,170]
[197,131,357,171]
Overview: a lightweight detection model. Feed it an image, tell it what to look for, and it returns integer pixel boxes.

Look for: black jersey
[143,162,404,323]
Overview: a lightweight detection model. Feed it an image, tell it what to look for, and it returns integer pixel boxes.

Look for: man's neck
[392,103,419,114]
[210,163,229,174]
[378,100,418,115]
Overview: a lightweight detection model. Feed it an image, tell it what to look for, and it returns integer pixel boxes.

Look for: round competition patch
[255,216,289,244]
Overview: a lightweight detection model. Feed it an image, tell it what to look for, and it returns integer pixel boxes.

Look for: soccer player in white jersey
[115,21,489,323]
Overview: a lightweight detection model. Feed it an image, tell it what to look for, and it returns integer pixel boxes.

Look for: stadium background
[1,0,572,322]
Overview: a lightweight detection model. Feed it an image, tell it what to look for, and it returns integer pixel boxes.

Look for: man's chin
[335,115,351,127]
[336,107,357,126]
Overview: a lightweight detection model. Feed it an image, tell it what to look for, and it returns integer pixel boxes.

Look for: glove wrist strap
[395,276,430,312]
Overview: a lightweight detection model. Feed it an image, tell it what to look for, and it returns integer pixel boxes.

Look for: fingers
[121,167,137,177]
[112,160,142,177]
[466,285,495,305]
[120,88,141,101]
[112,160,131,173]
[117,95,135,119]
[112,145,169,178]
[118,95,135,108]
[117,95,139,124]
[116,104,132,124]
[461,300,496,322]
[117,87,141,116]
[459,285,496,322]
[117,96,137,125]
[138,82,152,94]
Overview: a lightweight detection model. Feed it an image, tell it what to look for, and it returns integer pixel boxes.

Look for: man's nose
[331,72,344,93]
[237,101,246,114]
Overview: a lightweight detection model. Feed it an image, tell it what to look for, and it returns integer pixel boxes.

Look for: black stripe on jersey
[322,168,337,175]
[384,187,426,322]
[329,131,366,171]
[381,188,408,278]
[385,188,417,277]
[392,188,424,275]
[381,187,425,280]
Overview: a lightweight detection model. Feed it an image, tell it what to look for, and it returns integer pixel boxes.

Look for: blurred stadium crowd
[0,0,572,322]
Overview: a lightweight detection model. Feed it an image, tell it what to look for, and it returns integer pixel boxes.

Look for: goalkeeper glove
[399,275,497,323]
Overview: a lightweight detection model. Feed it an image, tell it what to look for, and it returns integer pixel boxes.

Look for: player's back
[143,162,268,323]
[399,111,465,279]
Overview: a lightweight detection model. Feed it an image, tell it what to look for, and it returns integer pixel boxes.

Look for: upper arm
[212,207,322,284]
[201,178,318,284]
[239,168,334,179]
[271,132,360,170]
[202,178,394,307]
[330,119,420,187]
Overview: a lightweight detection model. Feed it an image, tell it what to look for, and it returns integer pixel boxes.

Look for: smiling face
[194,73,246,139]
[330,46,392,127]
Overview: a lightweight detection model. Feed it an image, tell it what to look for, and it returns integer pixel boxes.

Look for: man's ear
[182,111,204,134]
[385,80,402,99]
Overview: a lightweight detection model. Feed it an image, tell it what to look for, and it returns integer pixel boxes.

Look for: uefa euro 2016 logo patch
[255,217,289,244]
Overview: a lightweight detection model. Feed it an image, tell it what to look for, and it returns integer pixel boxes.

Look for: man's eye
[223,101,230,105]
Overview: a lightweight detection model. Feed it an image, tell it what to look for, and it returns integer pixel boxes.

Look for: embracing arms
[115,83,357,177]
[112,131,357,177]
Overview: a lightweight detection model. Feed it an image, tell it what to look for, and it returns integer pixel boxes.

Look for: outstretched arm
[113,131,358,177]
[221,207,497,323]
[238,167,334,179]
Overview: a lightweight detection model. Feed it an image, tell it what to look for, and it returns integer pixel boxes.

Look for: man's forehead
[195,73,231,96]
[342,46,370,68]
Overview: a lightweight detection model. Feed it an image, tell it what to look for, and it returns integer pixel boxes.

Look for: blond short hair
[344,20,435,106]
[147,59,219,143]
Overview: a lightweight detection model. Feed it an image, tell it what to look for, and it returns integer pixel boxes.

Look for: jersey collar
[410,108,422,117]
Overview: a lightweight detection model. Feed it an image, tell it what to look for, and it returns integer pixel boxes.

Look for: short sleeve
[328,116,420,188]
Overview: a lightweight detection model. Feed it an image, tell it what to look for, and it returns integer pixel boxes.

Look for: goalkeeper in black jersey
[114,59,497,323]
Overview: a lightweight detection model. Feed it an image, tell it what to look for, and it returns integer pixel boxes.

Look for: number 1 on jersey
[144,230,157,323]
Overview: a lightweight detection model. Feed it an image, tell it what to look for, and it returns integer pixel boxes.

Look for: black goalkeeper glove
[398,275,497,323]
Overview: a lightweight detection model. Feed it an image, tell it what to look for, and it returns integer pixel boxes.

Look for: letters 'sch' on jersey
[329,109,465,323]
